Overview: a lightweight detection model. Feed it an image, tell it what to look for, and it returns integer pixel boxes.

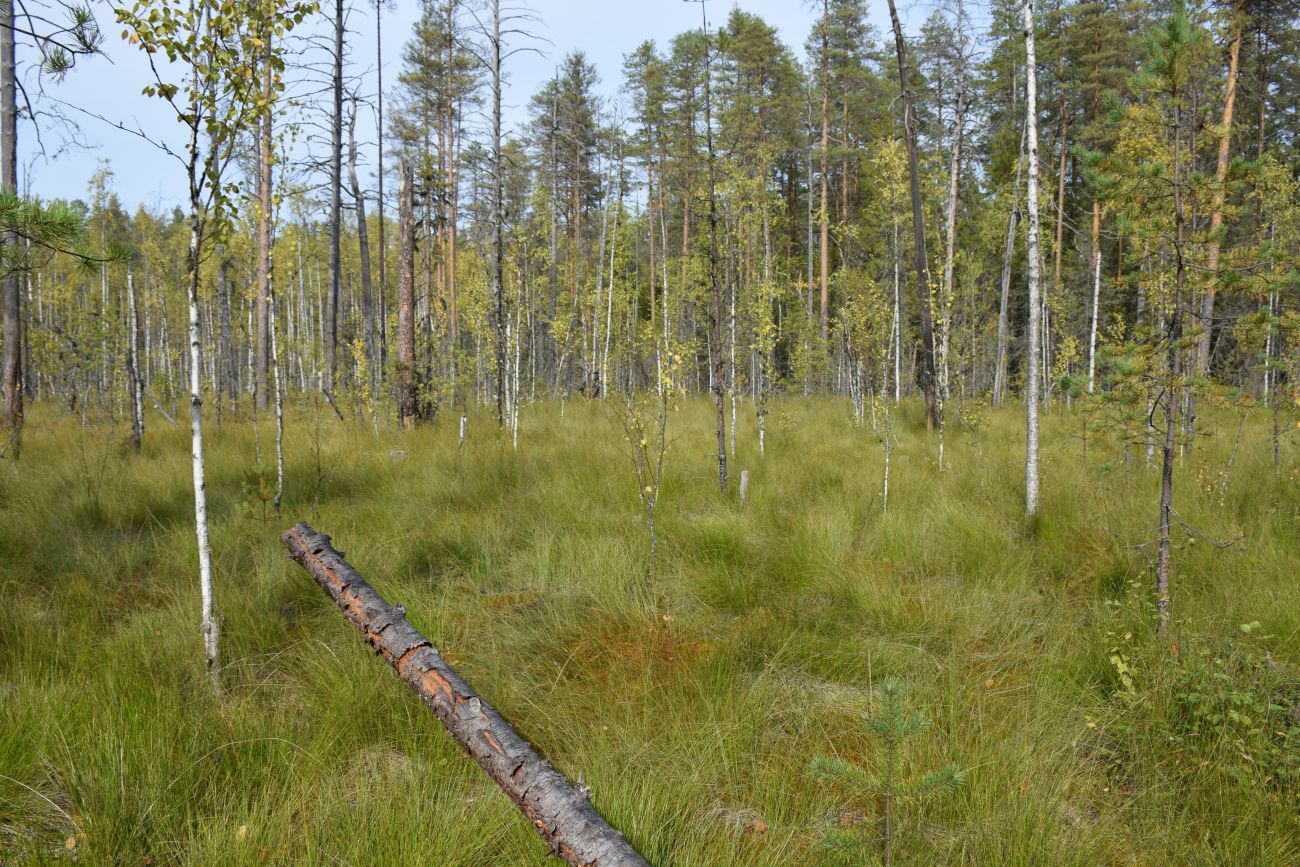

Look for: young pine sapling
[809,678,964,866]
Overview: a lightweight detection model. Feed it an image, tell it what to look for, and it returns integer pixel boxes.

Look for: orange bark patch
[418,667,455,704]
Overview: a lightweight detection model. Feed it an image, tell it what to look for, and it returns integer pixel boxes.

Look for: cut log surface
[282,523,650,867]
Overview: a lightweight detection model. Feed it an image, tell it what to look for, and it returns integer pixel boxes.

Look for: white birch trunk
[1023,0,1042,517]
[270,271,285,515]
[892,220,901,403]
[188,221,219,685]
[729,284,736,457]
[126,269,145,452]
[1087,238,1102,393]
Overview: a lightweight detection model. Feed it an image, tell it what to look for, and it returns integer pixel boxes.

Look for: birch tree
[1023,0,1043,518]
[116,0,315,685]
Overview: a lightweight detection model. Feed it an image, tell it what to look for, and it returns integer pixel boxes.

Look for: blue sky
[21,0,911,210]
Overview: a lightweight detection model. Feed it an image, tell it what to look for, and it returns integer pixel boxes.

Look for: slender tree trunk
[893,218,902,402]
[1052,83,1068,298]
[818,0,830,343]
[887,0,937,429]
[841,101,850,243]
[347,96,377,402]
[270,263,285,515]
[446,21,461,396]
[490,0,505,426]
[187,129,218,686]
[397,157,417,428]
[1195,10,1242,376]
[994,129,1024,406]
[126,269,145,452]
[254,33,273,413]
[806,124,813,322]
[1157,85,1187,639]
[700,5,727,496]
[1,0,21,453]
[374,0,387,376]
[549,85,560,357]
[216,246,235,411]
[1023,0,1042,518]
[938,31,966,466]
[1087,198,1102,392]
[324,0,344,399]
[601,143,622,396]
[647,138,657,329]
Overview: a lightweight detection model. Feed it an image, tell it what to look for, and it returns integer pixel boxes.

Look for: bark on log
[281,523,650,867]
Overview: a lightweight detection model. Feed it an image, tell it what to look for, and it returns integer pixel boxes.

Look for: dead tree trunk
[281,524,649,867]
[887,0,938,429]
[348,95,377,402]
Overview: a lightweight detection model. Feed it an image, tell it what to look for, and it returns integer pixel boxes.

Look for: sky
[19,0,916,211]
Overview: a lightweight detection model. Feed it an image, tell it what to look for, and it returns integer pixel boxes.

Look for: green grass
[1,396,1298,865]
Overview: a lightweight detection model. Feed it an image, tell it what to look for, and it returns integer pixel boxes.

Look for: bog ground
[1,399,1298,865]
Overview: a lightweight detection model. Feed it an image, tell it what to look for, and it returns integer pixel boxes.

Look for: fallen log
[282,523,650,867]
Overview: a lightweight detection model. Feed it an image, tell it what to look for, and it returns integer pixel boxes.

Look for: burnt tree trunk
[282,524,649,867]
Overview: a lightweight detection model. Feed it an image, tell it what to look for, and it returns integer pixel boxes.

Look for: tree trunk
[818,0,830,343]
[217,247,235,412]
[1195,11,1242,376]
[397,158,417,428]
[324,0,344,398]
[994,128,1024,406]
[887,0,937,429]
[374,0,388,377]
[282,523,650,867]
[186,120,218,686]
[1052,82,1068,297]
[647,139,657,329]
[254,32,273,414]
[446,17,461,392]
[1,0,21,453]
[1023,0,1042,518]
[490,0,505,426]
[806,124,813,322]
[269,265,285,515]
[700,6,727,496]
[126,269,144,452]
[1087,198,1102,393]
[1157,84,1187,639]
[938,28,966,466]
[347,96,377,401]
